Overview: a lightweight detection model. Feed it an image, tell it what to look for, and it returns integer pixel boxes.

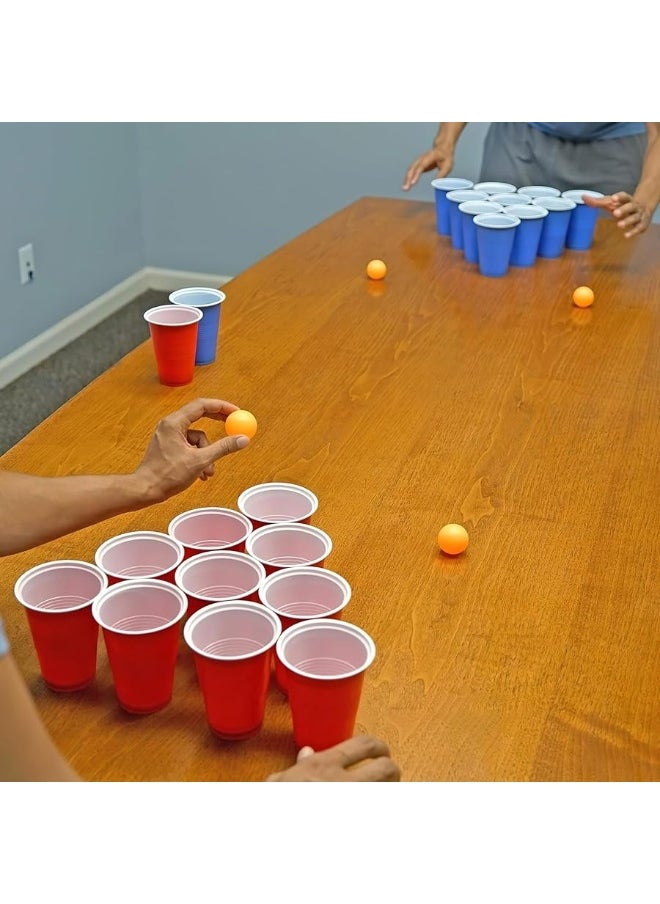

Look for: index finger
[167,398,240,430]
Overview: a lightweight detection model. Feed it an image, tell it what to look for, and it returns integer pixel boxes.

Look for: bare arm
[583,122,660,237]
[402,122,468,190]
[0,649,80,780]
[0,398,250,557]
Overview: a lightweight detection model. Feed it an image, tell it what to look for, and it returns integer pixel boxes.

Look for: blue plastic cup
[473,213,520,277]
[431,178,474,235]
[491,192,532,207]
[561,189,605,250]
[518,185,561,200]
[446,189,489,249]
[533,197,577,258]
[169,287,226,366]
[458,200,504,264]
[506,204,549,267]
[473,181,517,195]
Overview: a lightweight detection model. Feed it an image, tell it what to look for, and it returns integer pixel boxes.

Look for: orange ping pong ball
[366,259,387,280]
[437,523,469,556]
[572,286,594,308]
[225,409,258,439]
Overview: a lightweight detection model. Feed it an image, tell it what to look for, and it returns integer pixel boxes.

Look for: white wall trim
[0,267,233,390]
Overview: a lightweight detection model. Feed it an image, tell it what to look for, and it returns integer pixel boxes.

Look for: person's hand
[134,398,250,502]
[583,191,652,238]
[265,735,401,782]
[402,144,455,191]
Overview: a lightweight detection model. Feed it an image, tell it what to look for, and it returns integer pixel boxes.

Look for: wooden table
[1,197,658,782]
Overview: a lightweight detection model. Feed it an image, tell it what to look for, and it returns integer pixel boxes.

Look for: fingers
[583,194,614,210]
[402,160,423,191]
[187,430,215,479]
[167,398,241,432]
[346,756,401,782]
[324,734,393,768]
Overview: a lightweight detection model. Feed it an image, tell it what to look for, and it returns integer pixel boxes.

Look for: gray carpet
[0,289,170,455]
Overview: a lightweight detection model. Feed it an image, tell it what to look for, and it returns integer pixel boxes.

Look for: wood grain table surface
[1,196,658,782]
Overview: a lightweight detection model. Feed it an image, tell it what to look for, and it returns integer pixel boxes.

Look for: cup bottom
[159,378,194,387]
[118,696,172,715]
[44,676,95,693]
[210,722,263,741]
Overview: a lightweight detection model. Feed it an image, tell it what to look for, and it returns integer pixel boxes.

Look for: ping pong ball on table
[572,286,594,308]
[225,409,258,439]
[437,523,469,555]
[367,259,387,280]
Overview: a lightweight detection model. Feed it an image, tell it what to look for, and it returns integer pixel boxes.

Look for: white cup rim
[518,185,561,197]
[275,618,376,680]
[14,560,108,613]
[533,197,576,211]
[183,600,282,661]
[246,523,333,565]
[169,287,226,308]
[504,204,549,219]
[445,189,489,203]
[473,182,517,194]
[92,579,188,634]
[561,189,605,204]
[458,201,504,215]
[143,304,202,326]
[258,566,351,617]
[174,549,266,599]
[167,507,253,549]
[473,213,521,229]
[431,177,474,191]
[95,531,184,580]
[237,482,319,522]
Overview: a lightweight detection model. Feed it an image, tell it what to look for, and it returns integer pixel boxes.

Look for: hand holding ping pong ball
[225,409,258,439]
[367,259,387,280]
[437,523,469,556]
[572,286,594,308]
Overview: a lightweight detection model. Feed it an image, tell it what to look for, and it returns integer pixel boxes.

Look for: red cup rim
[245,523,332,566]
[14,560,109,613]
[258,566,351,618]
[183,601,282,661]
[94,531,185,580]
[174,549,266,600]
[91,579,188,634]
[275,619,376,680]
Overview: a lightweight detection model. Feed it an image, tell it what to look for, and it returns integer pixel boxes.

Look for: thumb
[297,746,315,762]
[202,434,250,466]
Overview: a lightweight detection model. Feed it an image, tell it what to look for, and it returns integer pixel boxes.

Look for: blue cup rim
[169,287,226,308]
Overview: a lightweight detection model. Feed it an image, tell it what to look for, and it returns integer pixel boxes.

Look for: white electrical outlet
[19,243,35,285]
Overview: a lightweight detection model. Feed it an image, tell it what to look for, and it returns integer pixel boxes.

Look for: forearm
[0,653,80,780]
[0,470,152,557]
[634,123,660,212]
[434,122,467,150]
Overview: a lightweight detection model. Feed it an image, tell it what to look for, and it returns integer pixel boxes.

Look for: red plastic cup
[167,507,253,558]
[14,560,108,692]
[259,566,351,694]
[143,304,202,386]
[174,550,266,618]
[92,579,187,714]
[245,523,332,576]
[184,601,282,739]
[237,482,318,530]
[275,619,376,751]
[95,531,184,585]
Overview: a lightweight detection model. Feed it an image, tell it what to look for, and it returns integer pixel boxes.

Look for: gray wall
[0,123,143,358]
[137,122,489,276]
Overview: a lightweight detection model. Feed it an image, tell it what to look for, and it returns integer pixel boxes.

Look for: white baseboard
[0,267,233,390]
